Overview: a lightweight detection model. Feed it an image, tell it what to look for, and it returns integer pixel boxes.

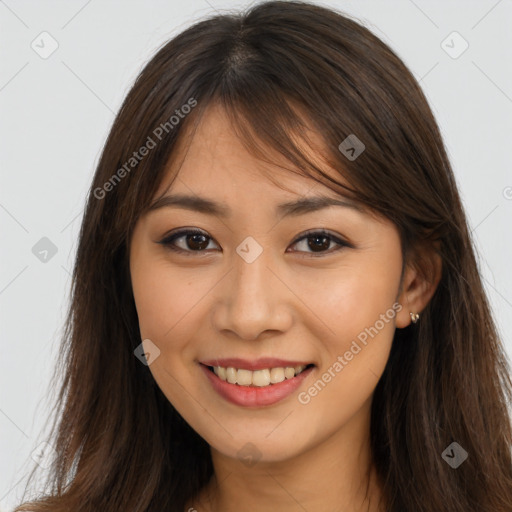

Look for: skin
[129,103,441,512]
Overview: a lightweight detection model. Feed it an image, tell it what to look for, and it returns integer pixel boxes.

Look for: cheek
[292,248,401,390]
[296,260,400,339]
[131,266,171,340]
[130,260,206,409]
[131,258,204,343]
[295,273,399,424]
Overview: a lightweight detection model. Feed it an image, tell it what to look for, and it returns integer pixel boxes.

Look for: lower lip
[200,364,315,407]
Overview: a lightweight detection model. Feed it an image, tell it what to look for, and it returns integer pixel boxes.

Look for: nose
[211,244,293,341]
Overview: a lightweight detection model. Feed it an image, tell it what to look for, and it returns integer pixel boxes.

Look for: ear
[395,241,442,329]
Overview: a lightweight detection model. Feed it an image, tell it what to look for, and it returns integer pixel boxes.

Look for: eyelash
[158,228,352,257]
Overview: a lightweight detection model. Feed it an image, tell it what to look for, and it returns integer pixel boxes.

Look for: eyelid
[158,227,353,256]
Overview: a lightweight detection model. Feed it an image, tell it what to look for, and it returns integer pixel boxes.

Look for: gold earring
[410,312,420,324]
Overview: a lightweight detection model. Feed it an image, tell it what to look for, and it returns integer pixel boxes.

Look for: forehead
[154,102,352,202]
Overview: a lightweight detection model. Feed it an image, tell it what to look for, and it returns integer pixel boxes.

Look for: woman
[15,1,512,511]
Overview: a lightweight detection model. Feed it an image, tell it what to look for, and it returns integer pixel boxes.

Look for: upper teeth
[212,365,308,387]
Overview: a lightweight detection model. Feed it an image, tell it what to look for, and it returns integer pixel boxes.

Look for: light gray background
[1,0,511,510]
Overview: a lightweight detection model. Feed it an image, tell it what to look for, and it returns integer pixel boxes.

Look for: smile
[200,361,316,407]
[208,364,313,386]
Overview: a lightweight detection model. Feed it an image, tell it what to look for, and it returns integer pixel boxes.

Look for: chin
[207,429,312,465]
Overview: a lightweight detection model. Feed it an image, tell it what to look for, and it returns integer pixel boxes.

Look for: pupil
[188,234,208,250]
[308,235,329,252]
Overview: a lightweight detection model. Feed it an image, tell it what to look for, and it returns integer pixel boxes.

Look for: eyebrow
[147,193,364,218]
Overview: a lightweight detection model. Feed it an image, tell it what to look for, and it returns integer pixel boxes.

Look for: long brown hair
[15,1,512,510]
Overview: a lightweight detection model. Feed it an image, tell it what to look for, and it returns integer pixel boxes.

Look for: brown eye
[288,229,352,256]
[183,233,210,251]
[306,234,331,252]
[159,229,218,254]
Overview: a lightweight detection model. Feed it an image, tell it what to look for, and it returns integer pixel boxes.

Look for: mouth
[201,362,315,387]
[200,361,316,407]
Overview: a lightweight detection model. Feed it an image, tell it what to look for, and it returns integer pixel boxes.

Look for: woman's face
[129,104,409,464]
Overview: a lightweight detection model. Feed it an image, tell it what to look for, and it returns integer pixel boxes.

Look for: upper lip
[200,357,314,371]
